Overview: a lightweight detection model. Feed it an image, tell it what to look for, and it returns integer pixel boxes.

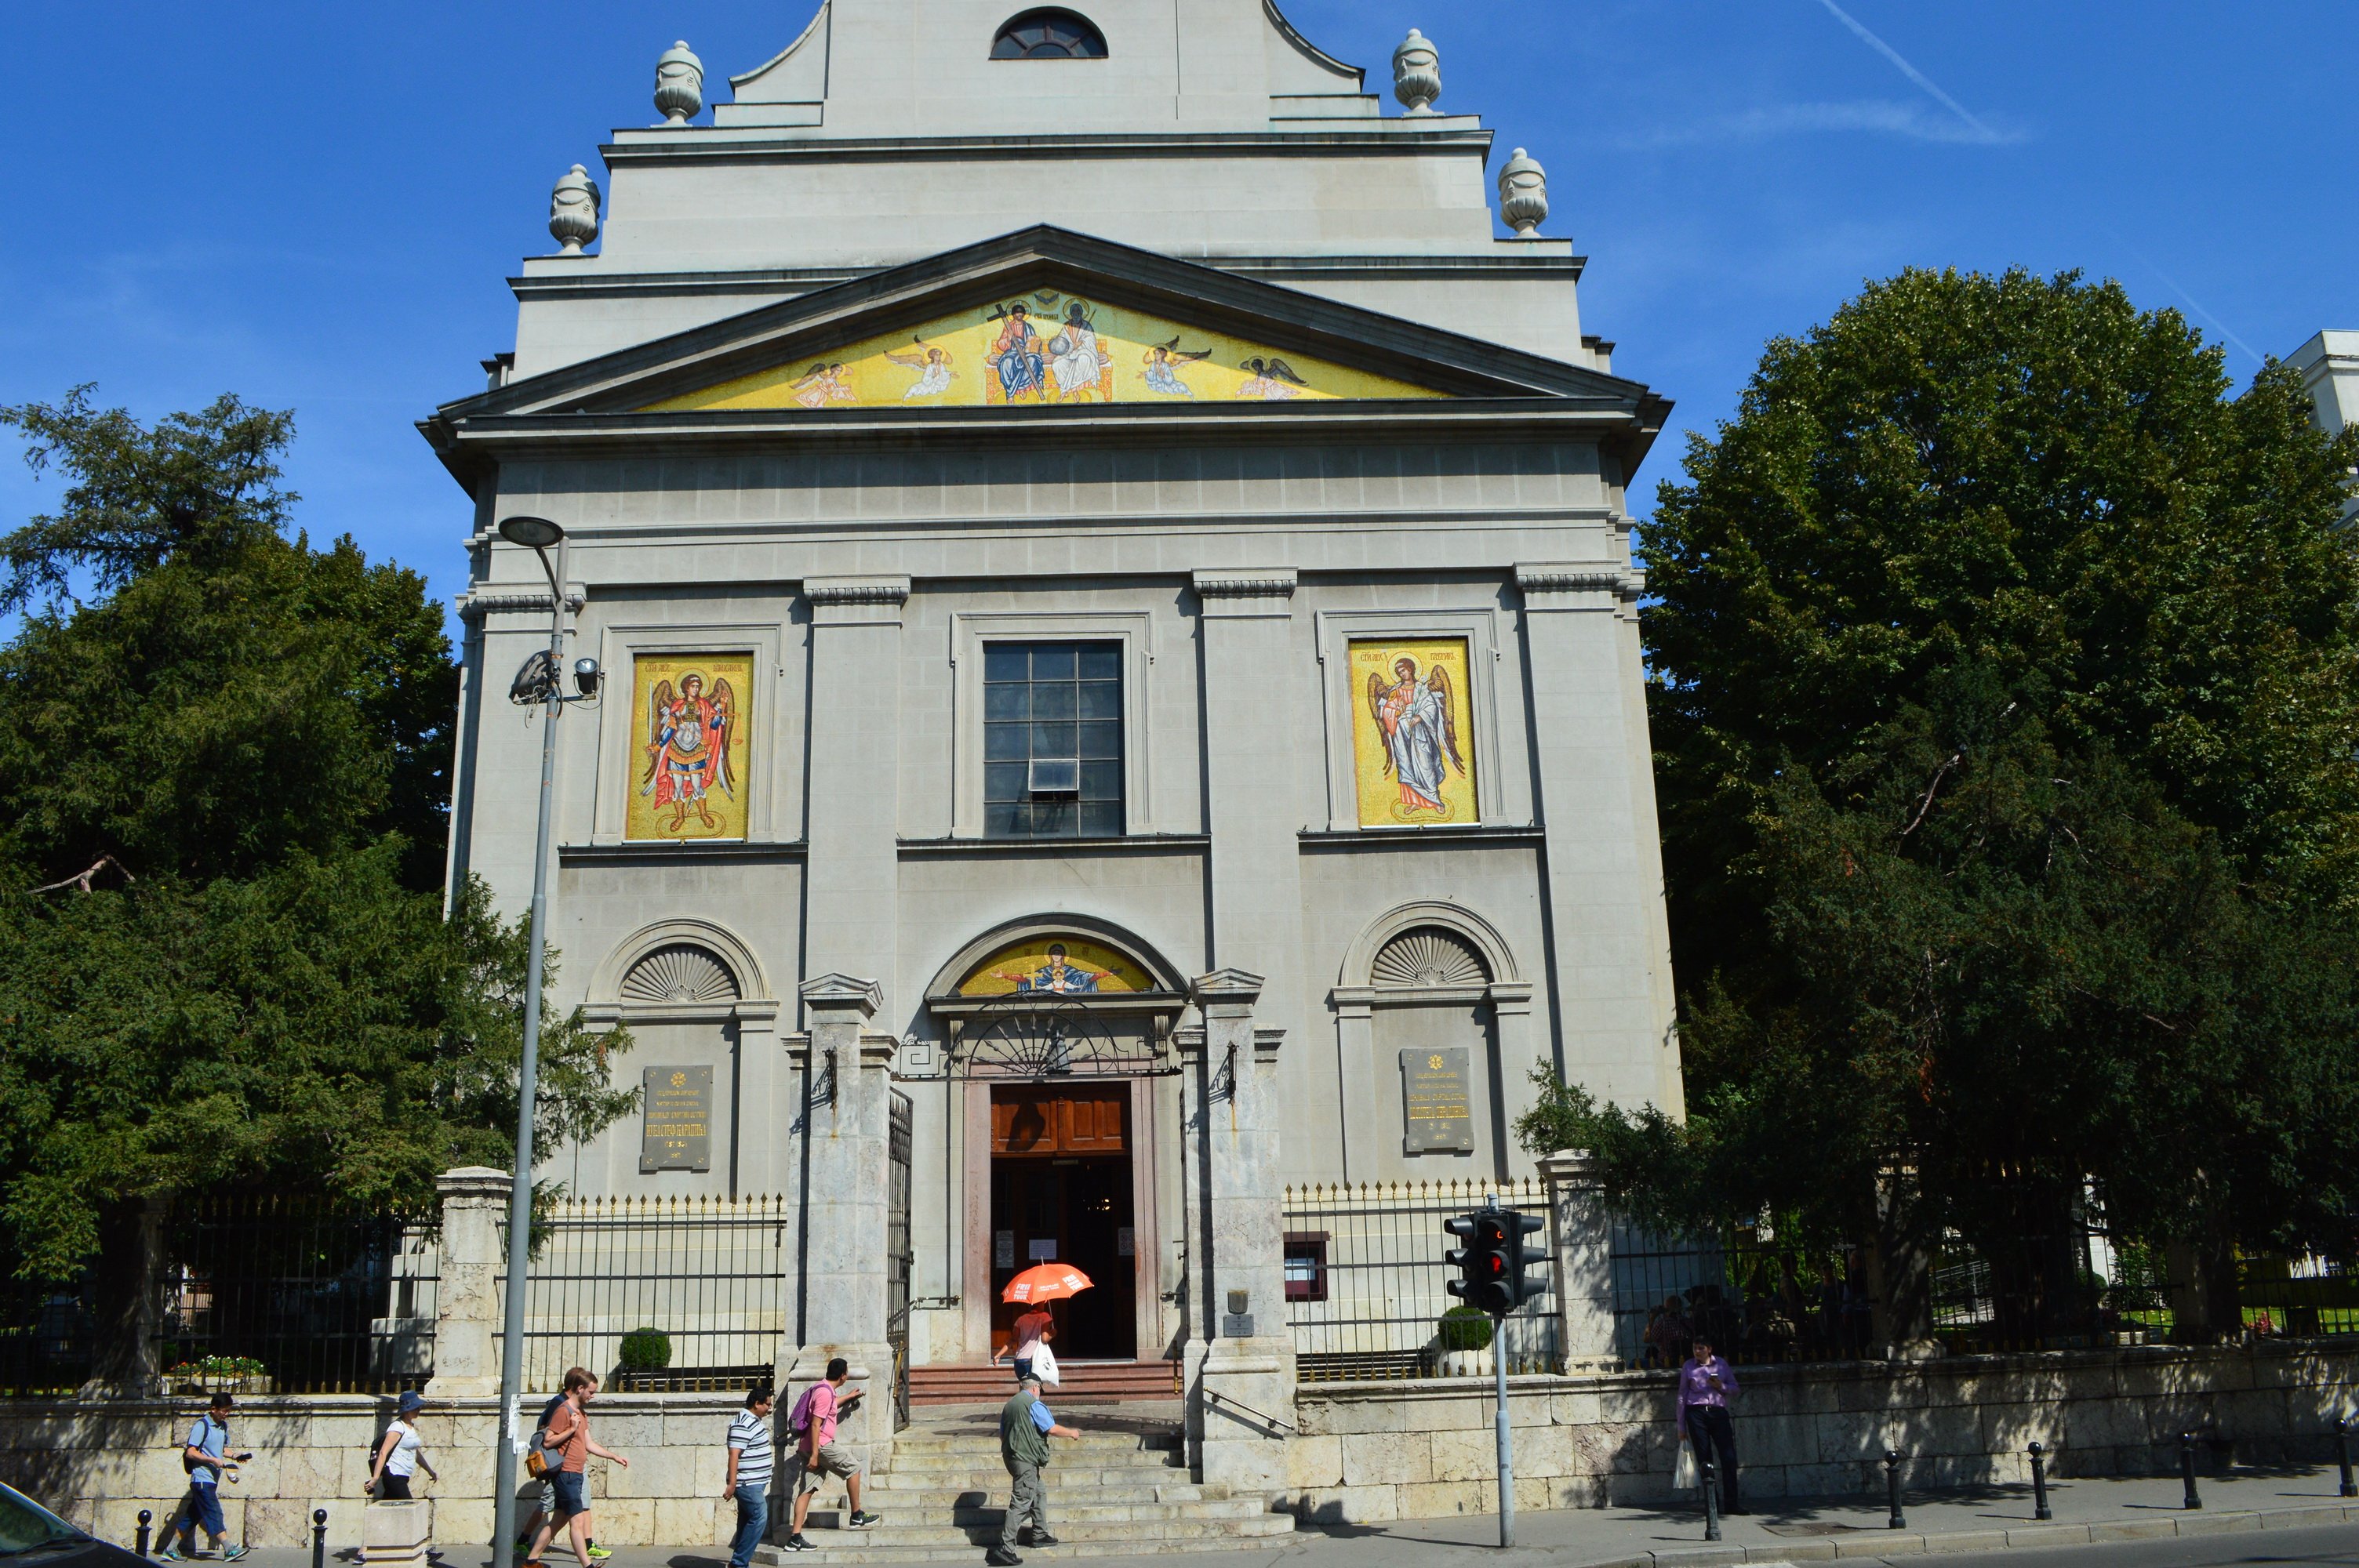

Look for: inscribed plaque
[627,654,752,841]
[1400,1047,1474,1153]
[1350,639,1478,826]
[640,1065,714,1172]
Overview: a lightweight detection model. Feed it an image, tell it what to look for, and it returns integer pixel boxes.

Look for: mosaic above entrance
[957,936,1155,996]
[645,294,1447,411]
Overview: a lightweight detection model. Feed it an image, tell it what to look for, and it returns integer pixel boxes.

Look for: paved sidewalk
[208,1464,2359,1568]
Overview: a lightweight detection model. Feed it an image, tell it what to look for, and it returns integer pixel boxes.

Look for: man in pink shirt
[1674,1334,1744,1516]
[781,1358,881,1552]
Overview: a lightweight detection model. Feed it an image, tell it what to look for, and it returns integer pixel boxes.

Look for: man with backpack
[780,1359,880,1552]
[522,1369,628,1568]
[514,1372,610,1562]
[161,1392,250,1562]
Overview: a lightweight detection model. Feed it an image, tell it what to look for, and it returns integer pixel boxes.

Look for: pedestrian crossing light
[1445,1209,1515,1316]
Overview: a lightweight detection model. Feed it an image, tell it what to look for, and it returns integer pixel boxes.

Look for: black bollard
[1700,1450,1721,1542]
[2028,1440,2052,1521]
[136,1508,152,1559]
[312,1508,327,1568]
[1885,1450,1906,1530]
[2179,1432,2202,1511]
[2339,1417,2356,1499]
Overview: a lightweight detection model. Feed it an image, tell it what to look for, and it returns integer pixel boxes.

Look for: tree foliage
[1528,270,2359,1329]
[0,390,633,1381]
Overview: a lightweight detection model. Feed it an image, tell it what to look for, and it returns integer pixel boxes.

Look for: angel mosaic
[885,339,957,399]
[1141,336,1212,397]
[641,670,739,833]
[1367,655,1465,817]
[790,362,856,408]
[1238,357,1308,400]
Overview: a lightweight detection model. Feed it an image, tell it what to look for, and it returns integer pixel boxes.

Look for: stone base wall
[1285,1340,2359,1523]
[0,1394,748,1552]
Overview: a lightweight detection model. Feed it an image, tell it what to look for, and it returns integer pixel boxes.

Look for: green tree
[0,390,634,1391]
[1525,270,2359,1340]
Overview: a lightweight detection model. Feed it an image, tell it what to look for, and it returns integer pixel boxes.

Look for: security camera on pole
[1445,1197,1551,1548]
[487,516,601,1560]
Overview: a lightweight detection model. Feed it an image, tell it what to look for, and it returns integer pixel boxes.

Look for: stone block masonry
[1285,1339,2359,1523]
[0,1394,746,1552]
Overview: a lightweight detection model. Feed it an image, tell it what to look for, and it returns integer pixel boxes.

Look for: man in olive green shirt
[988,1375,1078,1566]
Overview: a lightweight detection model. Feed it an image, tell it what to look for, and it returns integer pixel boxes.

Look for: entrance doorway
[988,1086,1136,1361]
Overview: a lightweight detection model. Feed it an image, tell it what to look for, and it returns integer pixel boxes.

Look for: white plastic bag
[1032,1340,1062,1387]
[1673,1435,1698,1490]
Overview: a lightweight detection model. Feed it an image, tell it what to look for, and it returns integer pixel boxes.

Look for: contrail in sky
[1816,0,2001,144]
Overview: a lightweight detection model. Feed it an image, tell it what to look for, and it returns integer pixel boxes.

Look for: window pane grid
[983,641,1124,840]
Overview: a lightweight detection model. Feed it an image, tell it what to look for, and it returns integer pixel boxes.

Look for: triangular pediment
[435,227,1665,428]
[645,292,1442,412]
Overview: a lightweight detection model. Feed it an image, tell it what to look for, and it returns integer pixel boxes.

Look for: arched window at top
[991,8,1108,59]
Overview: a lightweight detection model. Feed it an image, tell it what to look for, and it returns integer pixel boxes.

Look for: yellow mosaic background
[627,652,753,842]
[645,292,1445,411]
[1350,637,1479,827]
[957,936,1153,996]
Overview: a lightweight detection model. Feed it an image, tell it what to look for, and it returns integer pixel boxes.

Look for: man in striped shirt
[723,1388,776,1568]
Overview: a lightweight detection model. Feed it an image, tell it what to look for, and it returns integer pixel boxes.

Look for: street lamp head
[498,515,565,550]
[572,656,601,697]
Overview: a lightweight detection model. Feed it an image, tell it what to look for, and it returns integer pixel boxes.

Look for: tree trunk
[78,1197,161,1398]
[1867,1165,1942,1358]
[2167,1220,2243,1345]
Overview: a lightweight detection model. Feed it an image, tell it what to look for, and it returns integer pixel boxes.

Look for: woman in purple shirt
[1675,1335,1744,1515]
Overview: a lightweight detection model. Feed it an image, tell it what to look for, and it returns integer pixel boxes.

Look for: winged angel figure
[885,338,957,400]
[641,672,738,832]
[1367,656,1465,817]
[1141,336,1212,397]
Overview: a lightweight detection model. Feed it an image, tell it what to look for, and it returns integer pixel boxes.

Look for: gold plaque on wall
[627,653,753,841]
[1350,638,1478,826]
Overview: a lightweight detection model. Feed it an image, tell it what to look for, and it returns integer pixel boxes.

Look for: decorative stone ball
[655,39,704,125]
[549,164,602,255]
[1498,147,1550,237]
[1393,28,1441,114]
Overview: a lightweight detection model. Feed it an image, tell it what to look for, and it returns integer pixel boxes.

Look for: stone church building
[423,0,1676,1481]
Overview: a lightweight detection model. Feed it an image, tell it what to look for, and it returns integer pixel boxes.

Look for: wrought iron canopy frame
[928,990,1185,1080]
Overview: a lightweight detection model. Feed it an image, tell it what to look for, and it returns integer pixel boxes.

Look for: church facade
[424,0,1676,1445]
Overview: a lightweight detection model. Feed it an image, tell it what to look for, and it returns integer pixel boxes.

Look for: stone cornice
[456,586,587,620]
[1514,563,1645,602]
[804,575,911,607]
[1193,568,1298,601]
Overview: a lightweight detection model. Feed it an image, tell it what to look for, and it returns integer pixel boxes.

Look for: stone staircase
[758,1410,1295,1563]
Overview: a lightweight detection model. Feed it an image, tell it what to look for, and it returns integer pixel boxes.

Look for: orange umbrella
[1002,1264,1094,1304]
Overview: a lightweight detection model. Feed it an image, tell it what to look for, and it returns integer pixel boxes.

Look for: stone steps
[757,1416,1293,1563]
[808,1495,1270,1526]
[907,1362,1180,1406]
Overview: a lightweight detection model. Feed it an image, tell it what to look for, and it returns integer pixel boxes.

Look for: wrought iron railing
[499,1194,789,1391]
[1281,1179,1559,1382]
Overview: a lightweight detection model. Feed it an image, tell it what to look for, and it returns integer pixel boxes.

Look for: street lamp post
[489,515,599,1561]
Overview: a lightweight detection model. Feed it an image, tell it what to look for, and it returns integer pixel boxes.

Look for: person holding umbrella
[993,1265,1093,1385]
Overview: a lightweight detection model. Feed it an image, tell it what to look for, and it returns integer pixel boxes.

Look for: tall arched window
[990,8,1108,59]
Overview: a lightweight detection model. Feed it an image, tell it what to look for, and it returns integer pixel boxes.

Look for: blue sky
[2,1,2351,617]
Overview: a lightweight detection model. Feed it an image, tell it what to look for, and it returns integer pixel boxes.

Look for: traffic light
[1507,1210,1550,1308]
[1445,1210,1514,1315]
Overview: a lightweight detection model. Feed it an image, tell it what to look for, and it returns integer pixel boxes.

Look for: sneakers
[224,1548,249,1563]
[158,1550,182,1563]
[781,1535,816,1553]
[985,1550,1023,1567]
[585,1545,612,1561]
[847,1511,882,1528]
[1020,1532,1059,1547]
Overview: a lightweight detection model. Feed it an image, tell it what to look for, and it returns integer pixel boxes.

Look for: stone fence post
[1539,1150,1620,1370]
[425,1167,511,1397]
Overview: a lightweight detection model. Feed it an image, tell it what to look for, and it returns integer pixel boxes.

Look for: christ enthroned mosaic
[643,293,1446,411]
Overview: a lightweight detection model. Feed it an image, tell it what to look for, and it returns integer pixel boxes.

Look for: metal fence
[158,1196,440,1394]
[1281,1179,1560,1382]
[1608,1226,1871,1368]
[500,1195,791,1391]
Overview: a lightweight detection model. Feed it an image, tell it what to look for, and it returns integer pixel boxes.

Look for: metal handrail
[1203,1385,1296,1434]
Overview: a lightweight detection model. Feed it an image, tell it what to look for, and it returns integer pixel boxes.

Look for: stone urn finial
[549,164,602,255]
[1498,147,1550,237]
[654,39,704,125]
[1393,28,1441,115]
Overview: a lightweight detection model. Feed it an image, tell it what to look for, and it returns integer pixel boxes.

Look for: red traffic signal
[1445,1210,1517,1315]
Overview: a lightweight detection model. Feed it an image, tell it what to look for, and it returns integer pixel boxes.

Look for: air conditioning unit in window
[1028,757,1081,796]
